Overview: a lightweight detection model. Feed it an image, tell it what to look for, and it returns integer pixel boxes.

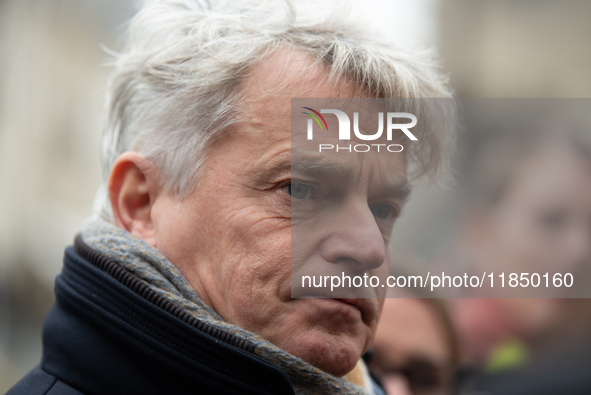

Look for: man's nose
[320,198,387,272]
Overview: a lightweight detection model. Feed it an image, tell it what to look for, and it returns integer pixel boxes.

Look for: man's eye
[286,183,310,199]
[371,204,395,220]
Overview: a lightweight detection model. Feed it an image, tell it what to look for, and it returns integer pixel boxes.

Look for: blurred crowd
[369,126,591,394]
[2,0,591,394]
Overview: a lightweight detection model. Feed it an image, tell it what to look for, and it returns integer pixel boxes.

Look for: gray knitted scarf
[80,219,369,395]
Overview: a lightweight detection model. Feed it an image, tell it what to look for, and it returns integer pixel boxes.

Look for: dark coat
[7,237,295,395]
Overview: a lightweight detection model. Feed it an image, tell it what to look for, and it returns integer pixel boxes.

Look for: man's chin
[270,297,373,376]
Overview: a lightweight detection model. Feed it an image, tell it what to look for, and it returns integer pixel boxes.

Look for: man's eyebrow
[253,161,291,185]
[291,158,351,180]
[255,158,411,201]
[379,180,412,202]
[254,158,351,183]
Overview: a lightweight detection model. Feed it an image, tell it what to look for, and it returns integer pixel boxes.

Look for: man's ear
[108,152,161,246]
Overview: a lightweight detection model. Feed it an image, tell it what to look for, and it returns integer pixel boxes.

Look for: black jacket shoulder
[7,366,83,395]
[7,238,294,395]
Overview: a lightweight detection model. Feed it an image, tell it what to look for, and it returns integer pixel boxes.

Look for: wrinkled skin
[109,51,409,376]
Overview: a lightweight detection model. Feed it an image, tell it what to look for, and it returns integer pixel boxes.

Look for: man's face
[148,54,408,376]
[486,145,591,276]
[369,298,453,395]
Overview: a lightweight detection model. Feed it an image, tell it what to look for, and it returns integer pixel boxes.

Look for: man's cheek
[226,271,287,330]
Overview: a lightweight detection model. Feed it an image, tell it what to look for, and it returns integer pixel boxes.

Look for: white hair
[93,0,455,220]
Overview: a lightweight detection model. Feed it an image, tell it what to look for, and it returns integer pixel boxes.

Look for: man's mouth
[334,298,377,324]
[296,295,378,325]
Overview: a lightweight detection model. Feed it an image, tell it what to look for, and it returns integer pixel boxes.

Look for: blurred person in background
[366,294,459,395]
[6,0,455,394]
[453,130,591,394]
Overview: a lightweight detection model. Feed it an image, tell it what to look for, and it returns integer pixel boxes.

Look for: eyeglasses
[367,353,452,395]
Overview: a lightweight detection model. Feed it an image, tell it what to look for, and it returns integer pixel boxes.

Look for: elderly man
[9,1,453,394]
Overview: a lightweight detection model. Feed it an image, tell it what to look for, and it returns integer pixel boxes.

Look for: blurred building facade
[0,0,135,391]
[439,0,591,98]
[392,0,591,262]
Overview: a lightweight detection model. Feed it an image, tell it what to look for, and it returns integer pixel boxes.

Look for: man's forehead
[232,47,408,188]
[240,47,362,115]
[229,48,367,155]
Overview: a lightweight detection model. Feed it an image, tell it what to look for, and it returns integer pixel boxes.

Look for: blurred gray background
[1,0,591,391]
